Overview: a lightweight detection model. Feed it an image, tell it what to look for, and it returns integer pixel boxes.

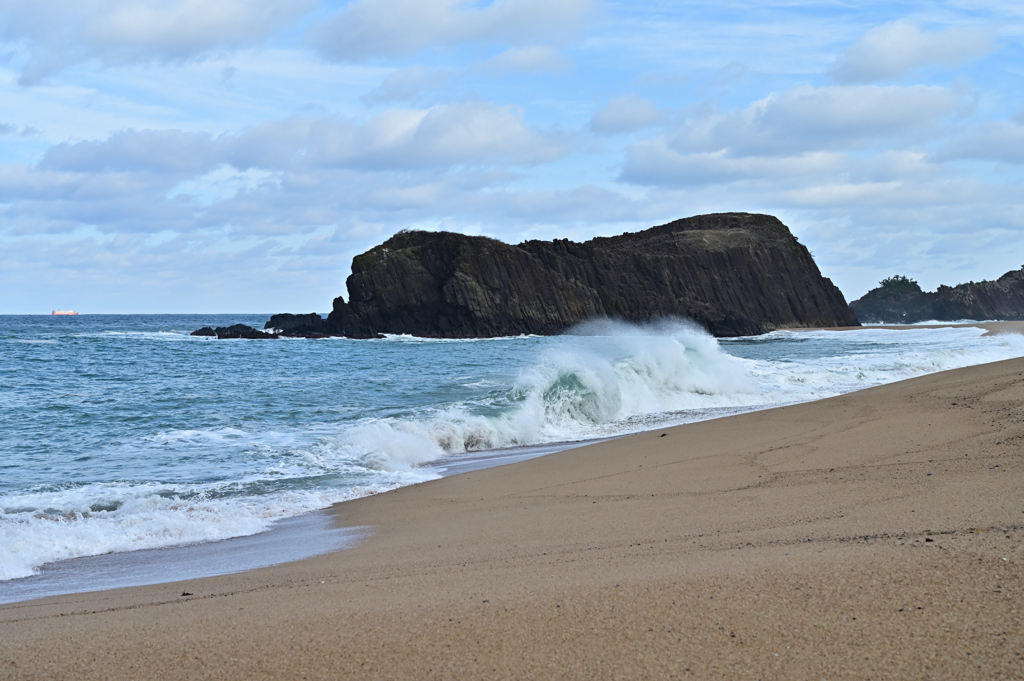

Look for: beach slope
[3,358,1023,679]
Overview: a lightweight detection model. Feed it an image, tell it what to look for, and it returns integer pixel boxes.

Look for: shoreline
[0,512,366,606]
[796,320,1024,336]
[0,438,609,605]
[2,321,1021,606]
[2,351,1023,678]
[0,439,592,605]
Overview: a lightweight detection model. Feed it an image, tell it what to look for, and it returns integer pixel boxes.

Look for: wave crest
[328,320,755,469]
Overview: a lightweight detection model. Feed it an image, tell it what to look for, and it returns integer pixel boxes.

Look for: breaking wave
[323,322,1024,469]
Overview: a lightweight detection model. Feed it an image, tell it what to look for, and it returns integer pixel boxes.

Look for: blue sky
[1,0,1023,313]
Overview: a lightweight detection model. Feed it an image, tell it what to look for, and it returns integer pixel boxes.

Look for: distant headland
[850,269,1024,324]
[196,212,860,339]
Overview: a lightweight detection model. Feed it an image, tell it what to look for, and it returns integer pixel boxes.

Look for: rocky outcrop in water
[850,268,1024,323]
[264,313,340,338]
[191,324,278,339]
[263,213,857,339]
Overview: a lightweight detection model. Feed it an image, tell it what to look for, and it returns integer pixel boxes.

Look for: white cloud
[664,84,961,159]
[292,103,568,169]
[0,102,574,241]
[0,0,315,84]
[308,0,594,60]
[830,20,994,84]
[480,46,571,73]
[617,83,969,196]
[40,129,219,174]
[18,103,568,180]
[167,166,279,206]
[779,180,907,208]
[464,184,644,224]
[0,164,83,203]
[225,104,569,171]
[0,162,200,234]
[589,95,664,134]
[362,66,451,104]
[621,144,845,186]
[222,118,314,170]
[933,120,1024,164]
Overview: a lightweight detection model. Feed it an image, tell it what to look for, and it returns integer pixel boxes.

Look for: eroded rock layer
[268,213,858,338]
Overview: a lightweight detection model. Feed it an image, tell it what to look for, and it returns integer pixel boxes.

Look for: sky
[1,0,1023,314]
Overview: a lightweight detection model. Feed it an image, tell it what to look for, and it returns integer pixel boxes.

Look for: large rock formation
[850,269,1024,323]
[266,213,858,338]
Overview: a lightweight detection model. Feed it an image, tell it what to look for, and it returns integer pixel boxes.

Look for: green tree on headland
[877,275,922,297]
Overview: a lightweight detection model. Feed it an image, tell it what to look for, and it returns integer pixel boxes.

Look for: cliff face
[268,213,858,338]
[850,268,1024,323]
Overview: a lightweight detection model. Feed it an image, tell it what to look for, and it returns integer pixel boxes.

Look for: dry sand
[3,351,1024,679]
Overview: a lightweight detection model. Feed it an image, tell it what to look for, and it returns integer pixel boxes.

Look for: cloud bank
[308,0,594,60]
[0,0,315,83]
[830,20,994,83]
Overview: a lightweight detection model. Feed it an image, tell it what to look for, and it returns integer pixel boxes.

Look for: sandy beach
[802,321,1024,336]
[2,344,1023,678]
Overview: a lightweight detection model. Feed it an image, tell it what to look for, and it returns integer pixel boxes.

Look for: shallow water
[0,438,602,604]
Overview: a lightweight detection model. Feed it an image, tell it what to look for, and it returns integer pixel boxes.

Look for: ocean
[2,314,1023,599]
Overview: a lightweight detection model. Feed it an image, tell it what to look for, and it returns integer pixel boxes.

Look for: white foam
[318,323,1024,465]
[862,320,998,326]
[0,474,433,581]
[747,327,1024,399]
[380,333,542,343]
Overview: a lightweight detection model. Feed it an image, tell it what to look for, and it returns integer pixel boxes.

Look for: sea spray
[312,323,1024,466]
[328,320,758,463]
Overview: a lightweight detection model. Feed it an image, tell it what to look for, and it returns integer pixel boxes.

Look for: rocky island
[256,213,857,339]
[850,269,1024,323]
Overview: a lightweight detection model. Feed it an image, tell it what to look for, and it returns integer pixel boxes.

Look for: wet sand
[2,352,1023,678]
[801,320,1024,336]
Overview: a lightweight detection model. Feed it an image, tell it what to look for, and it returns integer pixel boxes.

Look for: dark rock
[850,268,1024,323]
[311,212,857,338]
[264,313,330,337]
[217,324,278,339]
[191,324,279,339]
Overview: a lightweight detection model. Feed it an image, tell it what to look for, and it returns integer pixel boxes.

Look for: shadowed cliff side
[268,213,858,338]
[850,268,1024,323]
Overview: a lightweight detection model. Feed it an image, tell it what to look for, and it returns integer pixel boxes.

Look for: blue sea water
[2,314,1023,586]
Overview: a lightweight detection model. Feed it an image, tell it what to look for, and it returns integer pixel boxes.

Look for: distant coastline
[850,269,1024,323]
